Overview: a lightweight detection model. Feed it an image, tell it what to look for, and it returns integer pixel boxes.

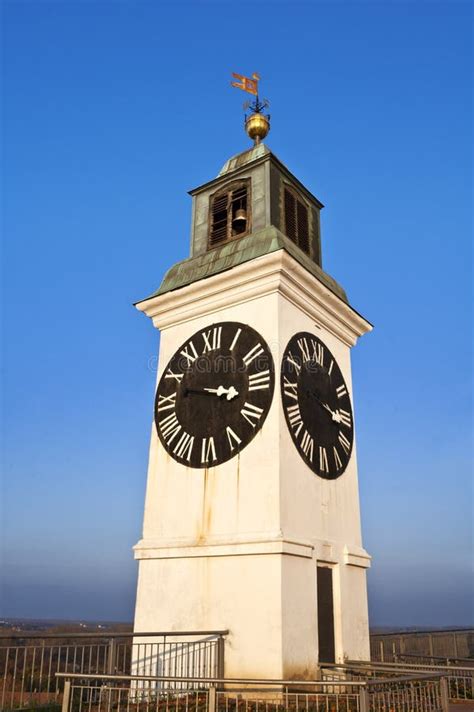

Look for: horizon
[1,616,473,633]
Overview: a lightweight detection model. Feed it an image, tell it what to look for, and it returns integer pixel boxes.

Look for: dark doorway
[317,566,335,663]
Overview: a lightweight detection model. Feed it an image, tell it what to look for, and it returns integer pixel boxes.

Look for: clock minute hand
[321,403,342,423]
[203,385,239,401]
[310,390,333,413]
[184,388,214,398]
[331,409,343,424]
[310,390,342,423]
[322,402,344,423]
[323,403,345,424]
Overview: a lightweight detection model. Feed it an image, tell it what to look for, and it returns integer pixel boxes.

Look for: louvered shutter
[231,185,247,205]
[209,193,229,246]
[284,188,297,244]
[284,187,310,255]
[297,201,309,254]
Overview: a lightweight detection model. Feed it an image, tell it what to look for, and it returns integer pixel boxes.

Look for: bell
[233,208,247,226]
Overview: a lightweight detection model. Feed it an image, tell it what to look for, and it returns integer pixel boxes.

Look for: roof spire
[231,71,270,145]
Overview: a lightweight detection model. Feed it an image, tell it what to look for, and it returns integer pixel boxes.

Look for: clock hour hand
[204,385,239,401]
[185,385,239,401]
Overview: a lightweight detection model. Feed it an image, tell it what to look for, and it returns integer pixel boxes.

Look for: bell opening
[231,201,247,236]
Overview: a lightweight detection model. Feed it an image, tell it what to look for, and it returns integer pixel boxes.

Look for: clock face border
[280,331,354,480]
[154,321,275,469]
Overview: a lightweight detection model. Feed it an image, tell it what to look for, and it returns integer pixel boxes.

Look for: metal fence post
[359,686,369,712]
[217,636,225,682]
[208,685,216,712]
[440,677,449,712]
[429,634,434,659]
[107,638,116,675]
[379,641,384,662]
[61,680,71,712]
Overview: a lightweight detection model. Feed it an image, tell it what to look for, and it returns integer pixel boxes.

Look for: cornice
[343,544,372,569]
[133,532,314,559]
[136,249,372,347]
[133,535,371,567]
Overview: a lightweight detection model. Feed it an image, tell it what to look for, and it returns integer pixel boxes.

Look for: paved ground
[449,704,474,711]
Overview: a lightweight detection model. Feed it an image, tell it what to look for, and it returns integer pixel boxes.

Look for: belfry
[133,74,372,679]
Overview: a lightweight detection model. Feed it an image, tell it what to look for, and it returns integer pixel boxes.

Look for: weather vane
[231,71,270,145]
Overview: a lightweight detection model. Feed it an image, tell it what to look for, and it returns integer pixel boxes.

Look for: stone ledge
[343,544,372,569]
[134,536,314,561]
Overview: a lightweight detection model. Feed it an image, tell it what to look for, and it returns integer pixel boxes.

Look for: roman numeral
[338,409,352,428]
[301,430,314,462]
[319,446,329,473]
[297,337,324,366]
[283,376,298,401]
[336,384,347,399]
[328,360,334,377]
[165,368,183,384]
[173,431,194,461]
[159,412,181,445]
[338,430,351,455]
[248,370,271,391]
[297,337,311,362]
[311,340,324,366]
[286,404,303,437]
[240,402,264,427]
[242,343,264,367]
[226,426,242,451]
[156,392,177,412]
[201,437,217,464]
[333,446,343,470]
[180,341,198,367]
[286,350,301,375]
[202,327,222,353]
[229,328,242,351]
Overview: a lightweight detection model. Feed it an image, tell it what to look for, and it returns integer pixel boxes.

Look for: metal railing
[0,630,227,711]
[370,628,474,662]
[394,652,474,667]
[56,672,449,712]
[1,628,469,711]
[322,660,474,703]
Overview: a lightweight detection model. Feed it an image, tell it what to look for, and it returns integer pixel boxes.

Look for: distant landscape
[0,617,471,635]
[0,617,133,634]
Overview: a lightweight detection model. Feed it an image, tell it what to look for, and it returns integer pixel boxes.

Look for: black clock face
[155,322,275,468]
[281,332,354,479]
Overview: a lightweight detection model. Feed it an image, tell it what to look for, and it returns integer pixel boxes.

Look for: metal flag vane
[231,71,270,144]
[231,71,260,96]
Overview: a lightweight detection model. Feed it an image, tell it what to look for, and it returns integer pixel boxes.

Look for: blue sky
[1,1,472,627]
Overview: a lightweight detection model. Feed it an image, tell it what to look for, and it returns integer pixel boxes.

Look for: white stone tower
[133,112,372,678]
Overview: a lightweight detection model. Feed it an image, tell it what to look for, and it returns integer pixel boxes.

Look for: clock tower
[133,93,372,679]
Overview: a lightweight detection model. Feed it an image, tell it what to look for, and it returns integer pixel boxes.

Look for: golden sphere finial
[245,112,270,144]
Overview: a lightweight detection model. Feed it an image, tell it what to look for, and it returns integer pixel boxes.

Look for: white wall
[134,249,371,676]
